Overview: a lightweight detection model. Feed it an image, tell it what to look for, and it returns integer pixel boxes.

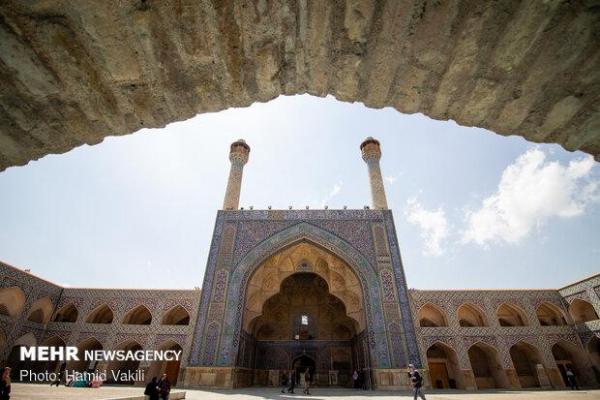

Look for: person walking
[50,368,64,387]
[566,367,579,390]
[287,369,296,393]
[157,373,171,400]
[352,369,359,389]
[408,364,426,400]
[302,368,311,395]
[144,377,159,400]
[280,372,288,394]
[0,367,11,400]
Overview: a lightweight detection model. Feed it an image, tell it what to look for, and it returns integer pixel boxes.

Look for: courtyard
[9,384,600,400]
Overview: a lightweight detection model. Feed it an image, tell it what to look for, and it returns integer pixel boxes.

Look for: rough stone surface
[0,0,599,170]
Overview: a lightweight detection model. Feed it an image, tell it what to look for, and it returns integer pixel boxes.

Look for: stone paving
[10,384,600,400]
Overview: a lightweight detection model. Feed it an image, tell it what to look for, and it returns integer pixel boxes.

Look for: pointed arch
[509,341,543,388]
[536,302,567,326]
[67,337,103,373]
[0,286,26,317]
[418,303,448,327]
[497,303,528,327]
[26,296,53,324]
[122,304,152,325]
[467,342,509,389]
[162,305,190,325]
[53,303,78,323]
[147,340,183,385]
[85,304,114,324]
[425,341,464,389]
[213,221,394,367]
[569,299,598,323]
[457,303,487,327]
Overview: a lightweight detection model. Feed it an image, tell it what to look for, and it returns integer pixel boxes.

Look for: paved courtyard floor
[10,384,600,400]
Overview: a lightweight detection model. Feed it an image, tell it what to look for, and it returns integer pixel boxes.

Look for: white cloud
[405,198,449,257]
[462,149,599,246]
[321,182,342,207]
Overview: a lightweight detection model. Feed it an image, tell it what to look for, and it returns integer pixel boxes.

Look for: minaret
[223,139,250,210]
[360,137,388,209]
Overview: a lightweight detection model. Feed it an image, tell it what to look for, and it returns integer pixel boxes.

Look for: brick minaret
[223,139,250,210]
[360,137,388,210]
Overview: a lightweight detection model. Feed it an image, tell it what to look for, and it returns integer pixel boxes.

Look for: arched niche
[457,303,487,327]
[536,303,567,326]
[147,340,183,385]
[468,342,509,389]
[418,303,448,327]
[509,342,543,388]
[85,304,114,324]
[106,340,143,384]
[569,299,599,323]
[122,305,152,325]
[425,342,464,389]
[242,241,365,333]
[67,337,103,372]
[0,286,26,317]
[162,305,190,325]
[497,303,528,327]
[53,303,78,323]
[26,297,53,324]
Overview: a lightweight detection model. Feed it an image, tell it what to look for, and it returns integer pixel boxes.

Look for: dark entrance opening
[292,355,316,384]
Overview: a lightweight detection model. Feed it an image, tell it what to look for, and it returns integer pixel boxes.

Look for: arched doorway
[239,241,367,387]
[292,355,316,386]
[67,337,103,373]
[85,304,114,324]
[497,304,527,326]
[536,303,567,326]
[425,343,463,389]
[53,303,78,322]
[147,341,183,385]
[6,333,37,381]
[552,341,593,387]
[106,340,143,384]
[122,305,152,325]
[38,336,67,375]
[588,336,600,384]
[467,343,509,389]
[509,342,543,388]
[0,287,26,317]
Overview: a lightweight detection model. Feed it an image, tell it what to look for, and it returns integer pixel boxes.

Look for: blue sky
[0,95,598,290]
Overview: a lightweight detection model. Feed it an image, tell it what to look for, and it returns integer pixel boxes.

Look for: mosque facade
[0,139,599,391]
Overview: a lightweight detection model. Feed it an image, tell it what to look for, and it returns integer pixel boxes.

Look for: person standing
[157,373,171,400]
[408,364,426,400]
[352,370,359,389]
[302,368,311,395]
[144,377,159,400]
[0,367,11,400]
[287,369,296,393]
[566,368,579,390]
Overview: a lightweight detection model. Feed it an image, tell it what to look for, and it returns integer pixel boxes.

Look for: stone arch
[509,341,544,388]
[106,339,143,384]
[162,305,190,325]
[551,340,594,387]
[467,342,509,389]
[418,303,448,327]
[568,299,599,323]
[587,336,600,385]
[39,336,67,374]
[0,286,26,317]
[457,303,487,327]
[536,302,568,326]
[85,304,114,324]
[53,303,78,322]
[67,337,103,373]
[26,296,53,324]
[425,342,464,389]
[242,242,365,333]
[217,222,393,367]
[147,340,183,386]
[497,303,528,327]
[6,332,37,378]
[122,304,152,325]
